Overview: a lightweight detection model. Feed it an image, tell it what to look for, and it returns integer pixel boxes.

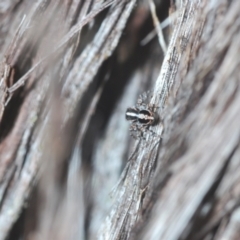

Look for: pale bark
[0,0,239,240]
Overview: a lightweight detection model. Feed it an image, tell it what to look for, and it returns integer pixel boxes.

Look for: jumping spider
[125,92,159,140]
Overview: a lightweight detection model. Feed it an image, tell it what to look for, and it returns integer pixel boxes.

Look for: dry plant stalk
[0,0,239,240]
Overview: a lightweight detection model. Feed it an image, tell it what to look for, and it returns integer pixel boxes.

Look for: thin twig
[148,0,167,54]
[141,10,178,46]
[7,0,120,94]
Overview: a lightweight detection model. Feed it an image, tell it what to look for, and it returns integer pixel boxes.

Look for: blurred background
[1,1,240,240]
[0,1,170,239]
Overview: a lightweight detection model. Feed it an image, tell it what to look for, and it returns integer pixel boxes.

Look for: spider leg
[148,103,160,112]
